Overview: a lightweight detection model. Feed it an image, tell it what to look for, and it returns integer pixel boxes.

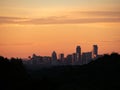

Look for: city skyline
[31,45,97,59]
[0,0,120,58]
[0,1,120,89]
[0,41,119,58]
[25,45,99,65]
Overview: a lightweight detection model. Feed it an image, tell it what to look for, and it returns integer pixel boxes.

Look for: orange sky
[0,0,120,58]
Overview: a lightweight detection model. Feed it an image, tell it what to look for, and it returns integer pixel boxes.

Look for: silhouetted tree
[0,56,29,90]
[0,53,120,90]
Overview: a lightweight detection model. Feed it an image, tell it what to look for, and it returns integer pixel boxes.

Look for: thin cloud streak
[74,11,120,17]
[0,16,28,24]
[24,17,120,24]
[0,11,120,25]
[0,17,120,25]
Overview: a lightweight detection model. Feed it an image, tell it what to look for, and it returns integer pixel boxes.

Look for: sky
[0,0,120,58]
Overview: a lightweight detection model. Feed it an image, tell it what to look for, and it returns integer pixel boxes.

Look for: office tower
[76,46,82,64]
[93,45,98,58]
[51,51,57,65]
[59,53,64,62]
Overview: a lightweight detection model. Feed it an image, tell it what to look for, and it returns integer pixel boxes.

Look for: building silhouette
[24,45,100,66]
[32,54,40,64]
[93,45,98,59]
[72,53,76,65]
[42,56,51,65]
[66,54,72,65]
[82,52,92,64]
[59,53,64,64]
[51,51,58,65]
[76,46,82,64]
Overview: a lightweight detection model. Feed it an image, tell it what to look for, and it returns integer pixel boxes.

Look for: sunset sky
[0,0,120,58]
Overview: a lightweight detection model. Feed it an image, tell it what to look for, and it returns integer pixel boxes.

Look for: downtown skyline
[0,0,120,58]
[24,45,99,65]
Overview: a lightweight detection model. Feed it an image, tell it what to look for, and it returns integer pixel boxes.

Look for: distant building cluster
[23,45,101,65]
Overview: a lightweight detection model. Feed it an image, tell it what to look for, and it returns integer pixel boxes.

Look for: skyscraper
[51,51,57,65]
[59,53,64,64]
[93,45,98,59]
[76,46,82,64]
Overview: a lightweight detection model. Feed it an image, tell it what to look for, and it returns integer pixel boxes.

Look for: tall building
[51,51,57,65]
[93,45,98,59]
[59,53,64,62]
[76,46,82,64]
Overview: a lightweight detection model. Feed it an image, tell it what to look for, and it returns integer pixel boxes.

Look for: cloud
[24,17,120,24]
[74,11,120,17]
[0,11,120,25]
[0,16,28,24]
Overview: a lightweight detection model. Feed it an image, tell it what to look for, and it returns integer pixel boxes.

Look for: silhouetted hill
[0,53,120,90]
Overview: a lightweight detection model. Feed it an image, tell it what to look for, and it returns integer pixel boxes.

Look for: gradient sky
[0,0,120,58]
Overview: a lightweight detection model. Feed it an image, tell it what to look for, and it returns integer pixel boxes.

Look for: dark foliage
[0,56,29,90]
[0,53,120,90]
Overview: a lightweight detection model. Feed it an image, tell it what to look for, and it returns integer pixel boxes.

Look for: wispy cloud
[0,11,120,25]
[74,11,120,17]
[0,16,28,24]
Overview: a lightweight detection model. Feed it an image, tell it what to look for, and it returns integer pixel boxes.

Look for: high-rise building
[59,53,64,62]
[93,45,98,59]
[76,46,82,64]
[51,51,57,65]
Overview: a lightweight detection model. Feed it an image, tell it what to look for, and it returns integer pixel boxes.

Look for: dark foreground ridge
[0,53,120,90]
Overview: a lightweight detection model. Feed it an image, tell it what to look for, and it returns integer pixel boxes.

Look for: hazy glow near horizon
[0,0,120,58]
